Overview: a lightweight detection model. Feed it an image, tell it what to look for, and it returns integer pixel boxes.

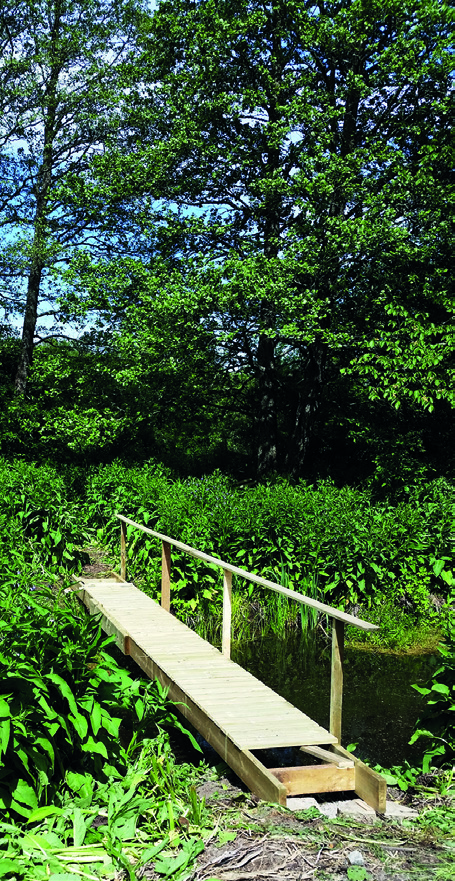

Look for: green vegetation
[1,0,453,482]
[0,0,454,875]
[82,463,454,638]
[410,606,455,772]
[1,457,454,763]
[0,450,453,876]
[0,477,213,878]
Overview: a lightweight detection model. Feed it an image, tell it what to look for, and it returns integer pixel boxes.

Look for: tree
[0,0,143,394]
[101,0,455,472]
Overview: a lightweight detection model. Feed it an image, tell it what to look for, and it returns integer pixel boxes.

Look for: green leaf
[65,771,94,799]
[49,875,83,880]
[0,699,11,720]
[45,673,78,716]
[90,701,102,736]
[68,711,88,740]
[11,779,38,815]
[0,860,23,877]
[432,682,450,696]
[72,807,87,847]
[0,718,11,755]
[80,736,108,758]
[140,839,169,864]
[217,831,237,845]
[432,559,445,577]
[347,868,369,881]
[27,805,63,824]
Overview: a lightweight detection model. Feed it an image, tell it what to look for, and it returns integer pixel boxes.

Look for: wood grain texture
[161,541,171,612]
[300,745,354,768]
[120,521,127,581]
[77,578,335,751]
[330,619,344,743]
[222,568,232,659]
[76,577,385,808]
[270,764,355,796]
[115,515,378,631]
[330,744,387,813]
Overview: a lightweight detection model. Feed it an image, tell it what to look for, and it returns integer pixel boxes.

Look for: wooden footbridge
[75,515,386,811]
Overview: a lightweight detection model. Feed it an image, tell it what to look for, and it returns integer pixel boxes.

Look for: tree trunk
[14,0,61,396]
[287,345,325,477]
[256,332,278,476]
[14,250,44,395]
[254,9,284,476]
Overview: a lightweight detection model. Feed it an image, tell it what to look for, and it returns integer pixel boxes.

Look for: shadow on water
[231,631,439,768]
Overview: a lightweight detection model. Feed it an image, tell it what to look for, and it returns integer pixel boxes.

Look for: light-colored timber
[330,743,387,813]
[300,744,354,769]
[120,521,127,581]
[270,764,356,796]
[222,568,232,658]
[116,516,378,631]
[116,515,381,759]
[330,619,344,742]
[75,576,387,810]
[161,541,171,613]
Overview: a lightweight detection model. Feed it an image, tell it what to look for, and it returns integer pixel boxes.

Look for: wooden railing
[116,513,379,743]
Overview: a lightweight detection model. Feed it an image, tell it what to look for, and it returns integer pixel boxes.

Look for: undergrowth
[82,463,454,632]
[0,455,454,879]
[0,575,210,879]
[0,458,453,636]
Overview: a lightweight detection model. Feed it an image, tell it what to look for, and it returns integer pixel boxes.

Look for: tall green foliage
[410,604,455,771]
[0,459,208,879]
[85,464,454,628]
[0,459,87,571]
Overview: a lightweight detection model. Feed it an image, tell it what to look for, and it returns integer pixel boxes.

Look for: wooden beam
[161,541,171,612]
[77,595,287,803]
[300,745,354,768]
[77,578,384,809]
[330,619,344,743]
[330,744,387,813]
[127,638,288,804]
[222,568,232,658]
[115,515,378,631]
[270,764,355,796]
[79,591,130,655]
[120,520,127,582]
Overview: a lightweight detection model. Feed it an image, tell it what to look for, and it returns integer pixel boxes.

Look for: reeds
[188,565,325,646]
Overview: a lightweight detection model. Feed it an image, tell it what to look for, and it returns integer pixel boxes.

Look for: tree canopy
[0,0,143,393]
[0,0,453,478]
[62,0,454,473]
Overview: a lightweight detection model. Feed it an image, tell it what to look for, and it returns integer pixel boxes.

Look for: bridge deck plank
[78,579,335,751]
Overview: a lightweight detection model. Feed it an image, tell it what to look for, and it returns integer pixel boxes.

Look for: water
[231,632,439,768]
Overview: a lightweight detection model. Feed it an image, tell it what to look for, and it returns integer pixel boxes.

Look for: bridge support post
[222,568,232,658]
[161,541,171,612]
[120,520,127,581]
[330,619,344,743]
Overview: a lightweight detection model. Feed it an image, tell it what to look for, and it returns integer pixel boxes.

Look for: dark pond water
[231,633,439,768]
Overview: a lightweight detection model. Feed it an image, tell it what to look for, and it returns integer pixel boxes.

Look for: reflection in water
[232,632,438,767]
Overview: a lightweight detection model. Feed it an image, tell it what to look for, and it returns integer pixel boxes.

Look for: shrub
[0,580,190,816]
[410,599,455,771]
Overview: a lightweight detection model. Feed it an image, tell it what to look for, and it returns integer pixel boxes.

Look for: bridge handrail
[116,512,379,743]
[116,514,377,631]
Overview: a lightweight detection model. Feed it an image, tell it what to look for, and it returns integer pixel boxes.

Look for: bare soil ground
[138,775,454,881]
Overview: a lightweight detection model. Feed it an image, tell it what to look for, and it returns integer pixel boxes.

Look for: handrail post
[222,568,232,659]
[120,520,127,581]
[161,540,171,612]
[330,619,344,743]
